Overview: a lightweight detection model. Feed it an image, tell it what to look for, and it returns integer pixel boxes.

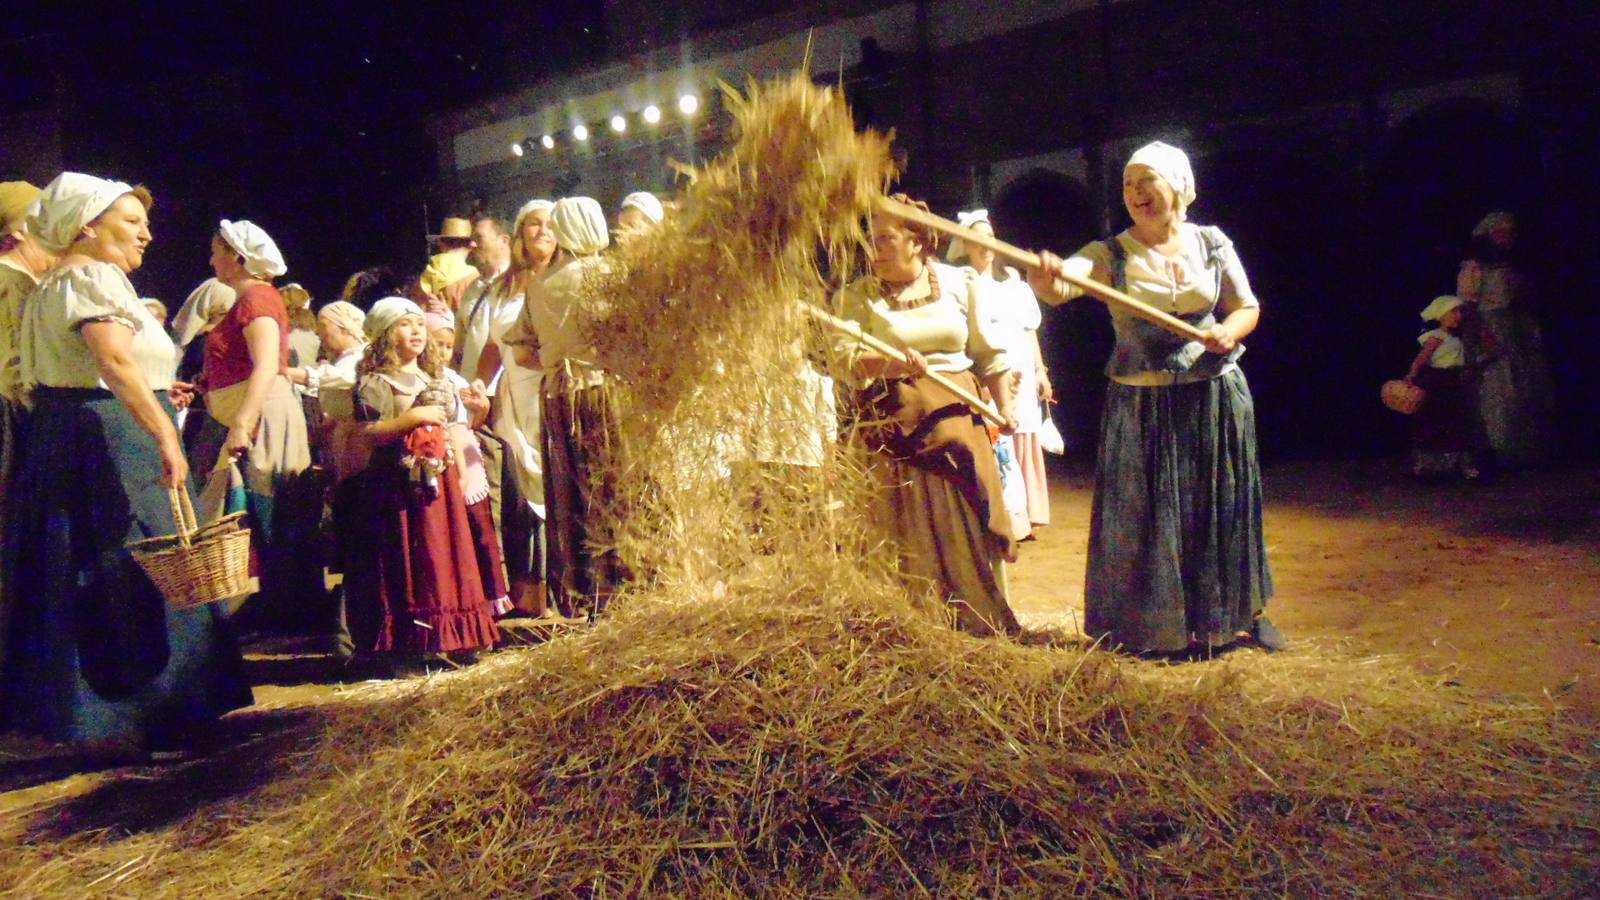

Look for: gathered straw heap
[580,72,900,595]
[3,74,1595,897]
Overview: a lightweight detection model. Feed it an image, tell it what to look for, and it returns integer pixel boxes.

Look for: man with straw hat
[420,216,480,310]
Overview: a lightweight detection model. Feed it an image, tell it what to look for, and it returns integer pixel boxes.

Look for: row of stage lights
[510,92,701,158]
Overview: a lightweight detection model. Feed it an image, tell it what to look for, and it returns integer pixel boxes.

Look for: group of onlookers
[18,138,1502,759]
[0,172,673,758]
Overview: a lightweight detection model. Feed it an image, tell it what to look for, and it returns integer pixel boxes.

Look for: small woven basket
[1381,379,1425,415]
[128,487,252,610]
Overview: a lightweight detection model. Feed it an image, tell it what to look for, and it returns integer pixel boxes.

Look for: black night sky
[3,2,607,304]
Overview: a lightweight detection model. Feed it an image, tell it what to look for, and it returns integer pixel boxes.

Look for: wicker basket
[128,487,252,610]
[1381,379,1425,415]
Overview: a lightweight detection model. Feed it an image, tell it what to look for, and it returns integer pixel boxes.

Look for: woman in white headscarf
[1456,212,1556,468]
[475,198,558,615]
[615,191,664,243]
[188,219,317,633]
[1029,141,1279,655]
[3,173,250,754]
[505,196,625,619]
[948,209,1053,537]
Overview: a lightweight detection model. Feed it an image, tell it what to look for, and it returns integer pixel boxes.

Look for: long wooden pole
[873,195,1209,343]
[800,304,1006,427]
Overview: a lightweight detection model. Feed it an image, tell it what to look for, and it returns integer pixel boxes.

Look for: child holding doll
[345,297,501,663]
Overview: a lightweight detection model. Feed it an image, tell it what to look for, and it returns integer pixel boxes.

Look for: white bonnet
[619,191,664,224]
[515,198,555,226]
[550,197,609,255]
[1420,295,1465,322]
[27,172,136,252]
[364,296,425,341]
[1126,141,1197,220]
[218,219,288,278]
[945,208,991,263]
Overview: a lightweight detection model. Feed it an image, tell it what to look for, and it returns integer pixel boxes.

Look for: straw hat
[436,217,472,240]
[0,181,41,234]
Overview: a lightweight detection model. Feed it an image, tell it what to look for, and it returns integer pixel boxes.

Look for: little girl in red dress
[344,297,500,660]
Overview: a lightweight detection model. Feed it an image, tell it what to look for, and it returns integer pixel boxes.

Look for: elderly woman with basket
[1,173,250,754]
[1029,142,1280,655]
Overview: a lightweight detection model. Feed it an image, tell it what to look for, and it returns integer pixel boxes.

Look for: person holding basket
[1,173,250,758]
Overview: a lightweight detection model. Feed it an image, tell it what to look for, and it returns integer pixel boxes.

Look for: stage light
[573,123,589,142]
[541,134,555,150]
[642,104,661,125]
[610,114,627,133]
[510,141,524,158]
[678,93,699,116]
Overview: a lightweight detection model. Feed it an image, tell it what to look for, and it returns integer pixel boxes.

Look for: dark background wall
[835,0,1598,460]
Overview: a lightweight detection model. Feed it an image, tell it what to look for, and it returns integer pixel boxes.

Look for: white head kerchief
[218,219,288,278]
[1472,211,1515,238]
[945,208,991,263]
[515,198,555,226]
[27,172,135,252]
[318,300,366,340]
[620,191,664,224]
[550,197,609,255]
[364,296,425,341]
[1126,141,1196,221]
[1420,295,1464,323]
[171,277,239,347]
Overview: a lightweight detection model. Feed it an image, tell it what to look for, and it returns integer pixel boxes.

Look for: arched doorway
[1196,147,1365,458]
[992,168,1105,459]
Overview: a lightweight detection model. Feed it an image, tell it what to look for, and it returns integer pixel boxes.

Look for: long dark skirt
[0,395,26,704]
[188,413,327,633]
[1086,370,1273,653]
[1,389,251,745]
[542,381,627,619]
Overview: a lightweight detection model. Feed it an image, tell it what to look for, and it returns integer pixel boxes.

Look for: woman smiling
[1030,142,1280,655]
[3,173,250,756]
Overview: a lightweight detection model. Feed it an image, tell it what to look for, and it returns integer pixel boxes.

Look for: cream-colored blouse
[834,260,1011,385]
[20,261,177,391]
[514,254,611,393]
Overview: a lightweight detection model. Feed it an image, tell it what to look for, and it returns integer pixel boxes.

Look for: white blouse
[20,261,177,391]
[1421,329,1466,369]
[517,255,611,392]
[835,261,1011,384]
[973,268,1044,431]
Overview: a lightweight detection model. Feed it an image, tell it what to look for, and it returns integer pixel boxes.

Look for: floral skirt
[1086,370,1273,653]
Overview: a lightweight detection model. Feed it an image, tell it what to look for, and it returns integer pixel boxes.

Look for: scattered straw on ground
[4,72,1596,898]
[3,572,1596,896]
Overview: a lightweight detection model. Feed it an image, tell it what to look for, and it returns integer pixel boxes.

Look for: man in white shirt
[455,213,511,384]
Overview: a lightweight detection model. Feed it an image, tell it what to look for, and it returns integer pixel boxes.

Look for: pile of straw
[577,72,899,590]
[3,73,1594,896]
[4,576,1595,895]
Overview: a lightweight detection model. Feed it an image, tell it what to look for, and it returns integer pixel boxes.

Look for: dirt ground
[1009,459,1600,720]
[2,458,1597,811]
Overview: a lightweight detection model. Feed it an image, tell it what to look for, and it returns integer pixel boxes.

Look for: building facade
[430,0,1596,457]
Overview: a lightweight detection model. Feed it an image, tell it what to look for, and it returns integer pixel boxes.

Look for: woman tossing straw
[1027,141,1281,655]
[832,194,1023,638]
